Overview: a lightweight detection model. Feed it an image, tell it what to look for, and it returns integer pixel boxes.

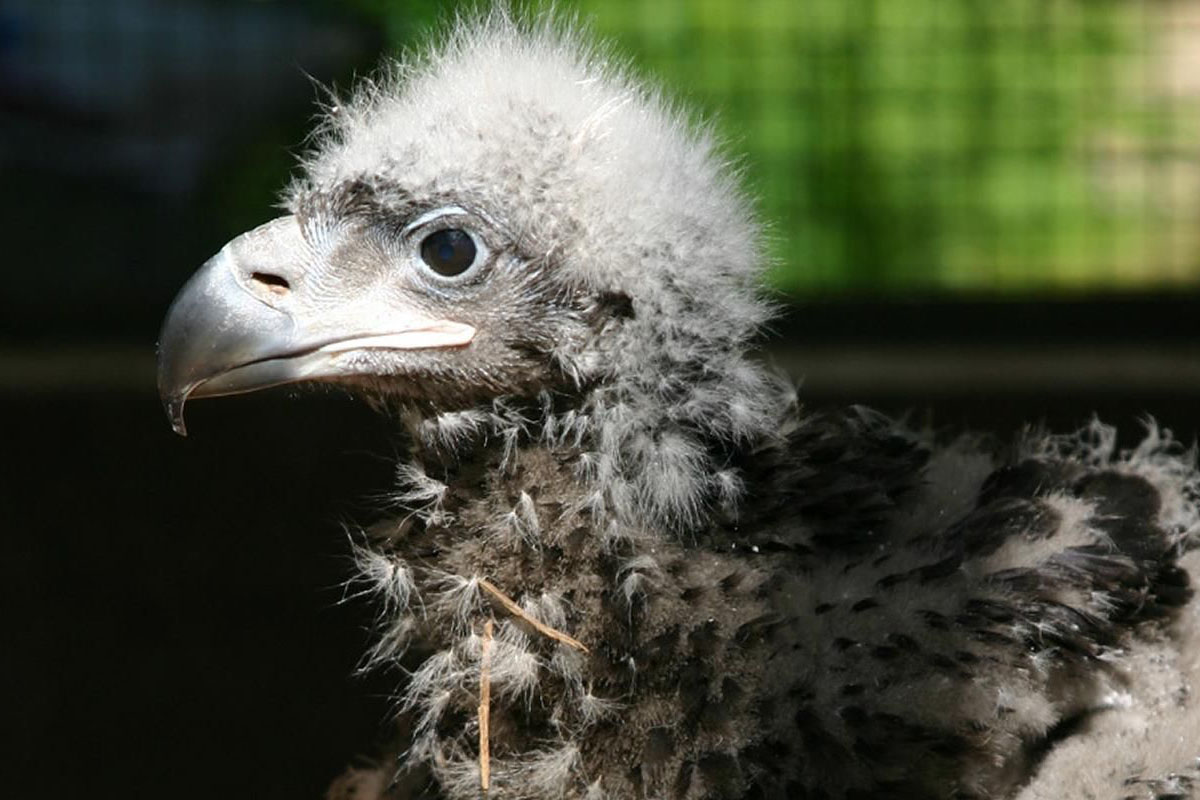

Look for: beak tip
[163,393,190,437]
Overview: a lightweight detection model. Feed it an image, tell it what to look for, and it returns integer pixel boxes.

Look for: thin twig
[479,618,493,794]
[478,578,590,653]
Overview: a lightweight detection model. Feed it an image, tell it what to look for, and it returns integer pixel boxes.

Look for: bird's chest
[364,445,791,798]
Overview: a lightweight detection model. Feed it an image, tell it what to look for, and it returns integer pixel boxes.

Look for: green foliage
[339,0,1200,295]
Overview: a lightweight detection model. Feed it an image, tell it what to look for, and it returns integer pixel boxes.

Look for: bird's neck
[395,363,793,540]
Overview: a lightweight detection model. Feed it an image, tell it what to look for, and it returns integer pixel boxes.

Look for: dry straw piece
[478,578,590,653]
[479,618,494,793]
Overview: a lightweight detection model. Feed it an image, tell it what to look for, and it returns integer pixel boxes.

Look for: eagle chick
[158,11,1200,800]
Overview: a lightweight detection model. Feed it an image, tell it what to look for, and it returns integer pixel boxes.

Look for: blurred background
[3,1,1197,797]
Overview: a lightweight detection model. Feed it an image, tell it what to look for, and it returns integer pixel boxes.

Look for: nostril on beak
[250,271,291,297]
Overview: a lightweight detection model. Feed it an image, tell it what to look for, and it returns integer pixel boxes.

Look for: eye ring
[419,228,478,277]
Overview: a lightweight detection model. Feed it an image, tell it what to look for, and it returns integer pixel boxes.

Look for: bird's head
[159,12,778,485]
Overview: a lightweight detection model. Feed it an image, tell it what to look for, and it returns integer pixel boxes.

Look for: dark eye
[420,229,478,277]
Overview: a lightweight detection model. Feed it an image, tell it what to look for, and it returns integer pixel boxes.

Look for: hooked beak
[156,217,475,436]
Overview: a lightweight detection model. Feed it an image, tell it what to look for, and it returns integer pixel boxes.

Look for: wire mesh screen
[564,0,1200,294]
[12,0,1192,299]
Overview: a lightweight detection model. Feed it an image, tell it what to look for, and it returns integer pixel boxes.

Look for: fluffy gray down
[161,11,1200,800]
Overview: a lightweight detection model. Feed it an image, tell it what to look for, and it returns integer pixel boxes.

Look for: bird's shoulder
[737,411,1195,597]
[731,405,932,556]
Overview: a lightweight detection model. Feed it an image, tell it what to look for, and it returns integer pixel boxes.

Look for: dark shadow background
[2,1,1197,798]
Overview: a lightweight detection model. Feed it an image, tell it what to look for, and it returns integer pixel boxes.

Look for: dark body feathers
[339,406,1197,800]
